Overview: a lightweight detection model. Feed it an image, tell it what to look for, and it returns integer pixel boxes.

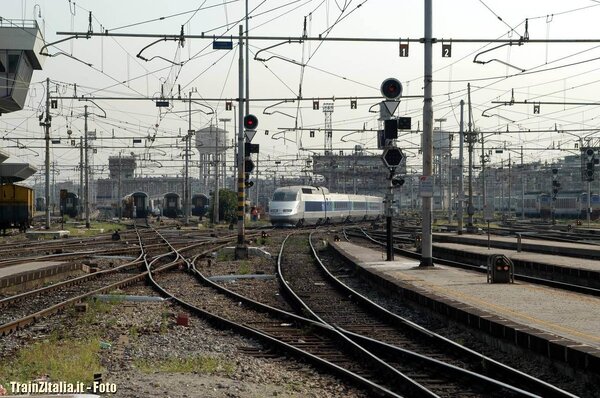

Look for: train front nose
[270,201,299,225]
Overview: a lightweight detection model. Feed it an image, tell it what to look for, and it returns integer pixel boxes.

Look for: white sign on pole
[384,100,399,116]
[244,129,256,142]
[419,175,433,197]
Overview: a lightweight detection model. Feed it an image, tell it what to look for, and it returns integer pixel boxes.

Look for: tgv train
[269,186,383,226]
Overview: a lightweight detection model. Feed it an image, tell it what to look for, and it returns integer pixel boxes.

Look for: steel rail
[145,229,405,397]
[322,231,578,398]
[352,228,600,297]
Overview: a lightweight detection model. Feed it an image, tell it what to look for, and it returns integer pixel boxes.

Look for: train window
[305,201,324,211]
[368,202,381,210]
[334,202,349,210]
[273,191,298,201]
[353,202,366,210]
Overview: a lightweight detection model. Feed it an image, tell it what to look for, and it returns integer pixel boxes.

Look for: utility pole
[185,92,193,225]
[245,0,250,116]
[448,133,452,223]
[214,125,220,224]
[255,152,259,209]
[458,100,464,234]
[481,129,486,221]
[51,161,56,216]
[118,152,122,220]
[79,136,83,218]
[508,153,512,219]
[521,146,524,220]
[467,83,474,228]
[44,77,51,229]
[420,0,434,267]
[588,181,592,227]
[236,25,247,259]
[84,105,90,228]
[217,118,231,224]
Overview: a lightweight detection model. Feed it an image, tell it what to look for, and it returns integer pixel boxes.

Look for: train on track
[122,191,211,219]
[466,191,600,220]
[192,193,209,218]
[0,183,34,233]
[521,191,600,219]
[122,191,150,218]
[269,186,383,226]
[35,196,45,211]
[162,192,182,218]
[59,189,80,218]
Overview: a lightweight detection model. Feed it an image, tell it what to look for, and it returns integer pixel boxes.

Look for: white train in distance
[269,186,383,226]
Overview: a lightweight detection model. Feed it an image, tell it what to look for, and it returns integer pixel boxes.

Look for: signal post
[236,114,258,259]
[379,78,409,261]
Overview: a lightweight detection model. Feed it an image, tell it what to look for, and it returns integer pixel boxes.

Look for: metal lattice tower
[323,103,334,154]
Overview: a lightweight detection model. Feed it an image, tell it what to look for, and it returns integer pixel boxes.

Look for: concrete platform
[331,241,600,372]
[25,230,70,240]
[0,261,80,289]
[431,242,600,289]
[434,232,600,259]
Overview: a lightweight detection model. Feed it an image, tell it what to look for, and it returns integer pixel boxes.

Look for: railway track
[147,229,427,397]
[358,228,600,296]
[146,226,575,397]
[277,232,576,398]
[0,226,190,336]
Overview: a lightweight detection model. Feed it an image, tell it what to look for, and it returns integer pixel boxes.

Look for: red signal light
[243,114,258,130]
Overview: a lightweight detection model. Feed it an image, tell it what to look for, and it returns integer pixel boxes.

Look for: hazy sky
[2,0,600,182]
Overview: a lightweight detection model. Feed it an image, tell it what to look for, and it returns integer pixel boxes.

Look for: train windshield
[273,191,298,201]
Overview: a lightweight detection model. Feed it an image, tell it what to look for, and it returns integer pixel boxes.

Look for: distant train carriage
[538,193,552,219]
[580,193,600,220]
[0,184,34,232]
[35,197,45,212]
[59,189,79,218]
[192,194,209,218]
[269,186,382,226]
[163,192,181,219]
[553,191,580,218]
[122,192,150,219]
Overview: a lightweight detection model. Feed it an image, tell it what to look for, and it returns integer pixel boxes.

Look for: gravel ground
[0,279,368,398]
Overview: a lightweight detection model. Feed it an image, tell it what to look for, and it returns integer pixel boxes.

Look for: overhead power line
[53,31,600,43]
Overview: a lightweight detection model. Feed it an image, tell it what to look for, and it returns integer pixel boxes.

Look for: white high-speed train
[269,186,383,226]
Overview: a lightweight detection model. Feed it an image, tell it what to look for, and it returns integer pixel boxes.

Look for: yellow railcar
[0,183,34,232]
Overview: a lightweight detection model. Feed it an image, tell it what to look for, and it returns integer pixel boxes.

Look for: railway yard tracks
[0,226,228,336]
[277,232,576,398]
[0,223,594,397]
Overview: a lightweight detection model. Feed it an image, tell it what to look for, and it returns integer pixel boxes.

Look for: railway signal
[243,114,258,130]
[391,176,405,187]
[382,146,404,169]
[381,78,403,100]
[582,147,597,181]
[380,78,406,262]
[244,172,254,188]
